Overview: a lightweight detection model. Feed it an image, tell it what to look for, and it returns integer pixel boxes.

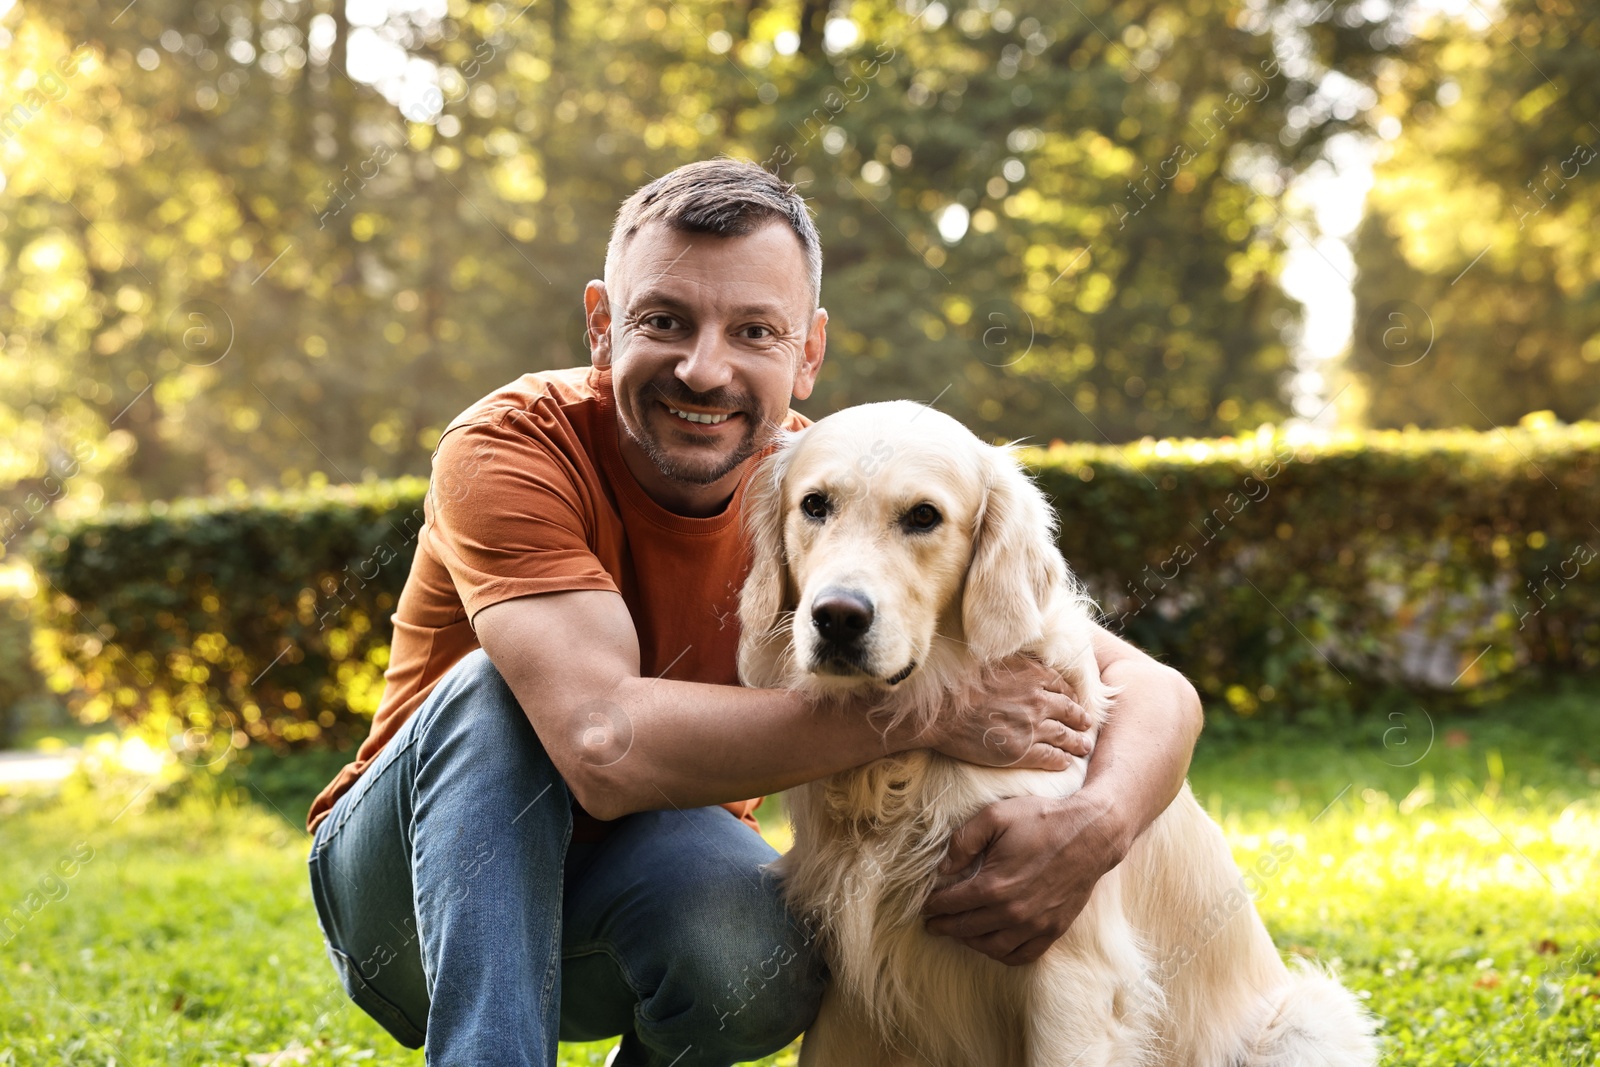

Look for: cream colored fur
[737,401,1377,1067]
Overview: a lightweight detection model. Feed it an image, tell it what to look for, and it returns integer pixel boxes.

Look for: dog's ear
[961,446,1067,661]
[737,438,796,687]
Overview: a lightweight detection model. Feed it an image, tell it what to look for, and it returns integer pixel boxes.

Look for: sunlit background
[4,0,1596,520]
[1,0,1597,1064]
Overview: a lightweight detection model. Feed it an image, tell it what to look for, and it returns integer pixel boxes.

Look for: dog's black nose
[811,589,874,644]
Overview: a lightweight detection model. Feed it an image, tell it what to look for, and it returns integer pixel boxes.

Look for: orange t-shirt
[306,366,806,834]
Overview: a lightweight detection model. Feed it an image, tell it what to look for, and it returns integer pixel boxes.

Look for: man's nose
[674,329,735,395]
[811,588,875,646]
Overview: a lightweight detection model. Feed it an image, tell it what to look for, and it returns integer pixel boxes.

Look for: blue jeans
[307,649,827,1065]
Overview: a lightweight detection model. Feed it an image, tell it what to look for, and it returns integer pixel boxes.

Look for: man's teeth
[668,406,733,425]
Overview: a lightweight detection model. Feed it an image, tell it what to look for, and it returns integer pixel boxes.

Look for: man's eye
[644,314,678,330]
[801,492,830,520]
[902,503,942,532]
[743,325,771,339]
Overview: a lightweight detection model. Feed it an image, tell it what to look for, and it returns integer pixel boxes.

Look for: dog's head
[737,401,1066,694]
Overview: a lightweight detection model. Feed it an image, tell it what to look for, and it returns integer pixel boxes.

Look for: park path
[0,749,79,787]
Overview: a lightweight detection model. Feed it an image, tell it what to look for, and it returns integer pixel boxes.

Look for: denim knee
[699,938,825,1060]
[413,649,552,773]
[407,646,573,882]
[648,873,827,1061]
[419,649,516,733]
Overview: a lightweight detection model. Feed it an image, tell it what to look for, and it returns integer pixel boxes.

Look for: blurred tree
[1349,0,1600,429]
[766,0,1399,442]
[0,0,1403,537]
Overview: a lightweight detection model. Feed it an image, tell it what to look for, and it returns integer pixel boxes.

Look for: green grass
[1,680,1597,1065]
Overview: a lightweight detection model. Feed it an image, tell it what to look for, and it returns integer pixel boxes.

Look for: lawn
[1,681,1597,1066]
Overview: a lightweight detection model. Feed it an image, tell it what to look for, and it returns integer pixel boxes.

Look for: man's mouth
[665,404,737,426]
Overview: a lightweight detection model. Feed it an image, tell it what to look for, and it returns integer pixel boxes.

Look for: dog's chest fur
[779,749,1095,936]
[771,648,1108,1065]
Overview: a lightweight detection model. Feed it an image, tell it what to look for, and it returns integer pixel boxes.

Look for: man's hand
[920,791,1124,965]
[920,623,1204,966]
[905,655,1093,771]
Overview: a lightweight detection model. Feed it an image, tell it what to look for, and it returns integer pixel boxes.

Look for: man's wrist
[876,702,938,755]
[807,688,920,759]
[1059,781,1135,868]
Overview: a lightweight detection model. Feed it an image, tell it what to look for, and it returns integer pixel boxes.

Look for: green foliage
[1037,416,1600,719]
[27,421,1600,756]
[1349,0,1600,428]
[0,580,47,747]
[0,0,1410,544]
[2,684,1597,1063]
[30,477,429,759]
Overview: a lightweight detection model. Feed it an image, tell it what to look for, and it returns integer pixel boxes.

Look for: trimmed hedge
[1038,416,1600,719]
[29,477,430,759]
[27,418,1600,757]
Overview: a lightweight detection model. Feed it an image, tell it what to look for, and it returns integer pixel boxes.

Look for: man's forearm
[478,591,1088,823]
[577,675,906,819]
[591,657,1091,819]
[478,592,920,820]
[1076,657,1203,858]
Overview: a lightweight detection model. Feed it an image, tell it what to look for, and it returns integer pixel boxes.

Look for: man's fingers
[1039,666,1071,693]
[997,652,1044,677]
[922,902,1008,937]
[1060,726,1092,758]
[923,875,993,918]
[958,927,1033,963]
[1033,662,1081,703]
[999,933,1056,966]
[926,906,1061,964]
[1043,690,1091,732]
[1016,741,1070,771]
[1034,718,1092,758]
[935,807,1000,878]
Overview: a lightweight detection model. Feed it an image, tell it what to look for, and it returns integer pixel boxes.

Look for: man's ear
[737,440,798,687]
[961,446,1067,662]
[584,281,613,368]
[791,307,827,401]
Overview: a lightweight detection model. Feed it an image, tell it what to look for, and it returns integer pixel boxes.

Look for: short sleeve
[427,413,619,622]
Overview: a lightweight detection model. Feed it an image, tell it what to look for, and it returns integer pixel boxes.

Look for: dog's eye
[903,503,942,532]
[801,492,830,521]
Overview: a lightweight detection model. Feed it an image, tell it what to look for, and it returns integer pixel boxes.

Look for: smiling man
[305,159,1202,1065]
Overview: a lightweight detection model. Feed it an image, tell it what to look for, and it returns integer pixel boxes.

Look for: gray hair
[604,157,823,309]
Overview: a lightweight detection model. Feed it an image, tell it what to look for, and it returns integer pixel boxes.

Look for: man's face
[587,220,825,490]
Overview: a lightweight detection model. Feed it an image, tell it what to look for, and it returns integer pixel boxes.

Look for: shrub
[0,570,54,748]
[26,418,1600,756]
[29,478,429,760]
[1036,414,1600,720]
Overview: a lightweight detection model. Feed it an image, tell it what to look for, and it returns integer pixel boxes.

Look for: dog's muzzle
[810,587,874,670]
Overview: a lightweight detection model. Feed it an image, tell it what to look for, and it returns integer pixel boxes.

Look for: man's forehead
[615,220,811,311]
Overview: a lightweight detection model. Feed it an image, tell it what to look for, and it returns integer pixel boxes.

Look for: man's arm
[921,622,1203,965]
[475,590,1092,821]
[1076,623,1205,855]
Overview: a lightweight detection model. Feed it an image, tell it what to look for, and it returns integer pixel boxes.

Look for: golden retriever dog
[737,401,1377,1067]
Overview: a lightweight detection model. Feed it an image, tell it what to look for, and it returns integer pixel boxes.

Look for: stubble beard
[625,379,778,487]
